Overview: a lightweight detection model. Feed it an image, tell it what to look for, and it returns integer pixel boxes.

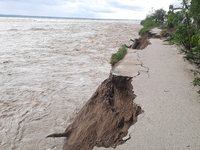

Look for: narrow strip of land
[94,29,200,150]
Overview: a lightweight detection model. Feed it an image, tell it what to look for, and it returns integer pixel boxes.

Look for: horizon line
[0,14,141,21]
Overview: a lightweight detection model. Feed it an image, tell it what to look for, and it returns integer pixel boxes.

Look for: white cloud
[0,0,182,19]
[98,9,146,20]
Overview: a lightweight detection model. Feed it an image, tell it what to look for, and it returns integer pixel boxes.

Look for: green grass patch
[139,17,158,36]
[139,25,157,36]
[110,44,127,66]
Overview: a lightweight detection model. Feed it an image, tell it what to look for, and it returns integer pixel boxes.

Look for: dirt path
[94,29,200,150]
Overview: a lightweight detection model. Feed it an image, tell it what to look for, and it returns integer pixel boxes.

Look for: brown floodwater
[0,17,141,150]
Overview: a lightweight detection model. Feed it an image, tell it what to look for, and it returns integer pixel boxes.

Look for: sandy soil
[47,75,142,150]
[94,29,200,150]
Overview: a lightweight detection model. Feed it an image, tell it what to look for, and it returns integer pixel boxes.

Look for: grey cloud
[0,0,58,5]
[108,1,144,11]
[0,0,144,18]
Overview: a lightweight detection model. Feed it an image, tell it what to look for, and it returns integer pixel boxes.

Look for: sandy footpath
[94,30,200,150]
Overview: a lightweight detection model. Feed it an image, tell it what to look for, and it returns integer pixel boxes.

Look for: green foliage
[167,13,175,28]
[110,44,127,65]
[165,32,176,45]
[166,11,183,28]
[159,24,166,30]
[191,35,198,44]
[140,1,200,95]
[175,23,197,49]
[168,5,174,14]
[168,0,200,51]
[154,9,166,22]
[163,1,200,95]
[190,0,200,28]
[139,8,167,36]
[139,24,157,36]
[139,16,158,36]
[191,35,200,45]
[191,70,200,94]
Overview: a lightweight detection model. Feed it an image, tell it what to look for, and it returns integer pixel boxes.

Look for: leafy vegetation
[166,0,200,94]
[191,70,200,94]
[110,44,127,66]
[139,16,158,36]
[140,0,200,94]
[190,0,200,28]
[139,8,166,36]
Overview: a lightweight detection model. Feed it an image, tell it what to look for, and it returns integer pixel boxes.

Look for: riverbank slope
[94,28,200,150]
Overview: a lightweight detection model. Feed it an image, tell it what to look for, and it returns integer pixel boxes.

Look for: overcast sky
[0,0,181,20]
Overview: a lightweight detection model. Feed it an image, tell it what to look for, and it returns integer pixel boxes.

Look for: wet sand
[94,29,200,150]
[0,17,141,150]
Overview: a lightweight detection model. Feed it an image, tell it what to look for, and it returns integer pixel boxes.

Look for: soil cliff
[47,74,142,150]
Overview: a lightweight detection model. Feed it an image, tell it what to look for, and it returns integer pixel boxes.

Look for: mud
[47,74,142,150]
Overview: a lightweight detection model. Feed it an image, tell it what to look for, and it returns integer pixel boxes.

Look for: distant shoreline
[0,14,141,21]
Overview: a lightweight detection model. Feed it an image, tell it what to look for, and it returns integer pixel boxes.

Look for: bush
[165,32,176,45]
[139,17,158,36]
[110,44,127,66]
[166,11,183,29]
[191,70,200,94]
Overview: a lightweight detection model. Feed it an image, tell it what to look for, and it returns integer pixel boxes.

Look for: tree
[169,5,174,10]
[173,0,192,50]
[190,0,200,28]
[153,9,166,22]
[168,5,174,14]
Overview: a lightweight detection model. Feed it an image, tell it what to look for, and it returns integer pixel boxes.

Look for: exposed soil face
[130,32,151,49]
[129,29,170,50]
[47,74,142,150]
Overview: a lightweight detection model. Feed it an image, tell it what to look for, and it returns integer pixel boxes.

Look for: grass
[139,19,158,36]
[110,44,127,66]
[139,25,157,36]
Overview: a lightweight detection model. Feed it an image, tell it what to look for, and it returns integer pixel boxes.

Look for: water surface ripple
[0,17,141,150]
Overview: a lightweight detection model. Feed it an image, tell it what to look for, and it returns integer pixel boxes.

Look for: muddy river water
[0,17,141,150]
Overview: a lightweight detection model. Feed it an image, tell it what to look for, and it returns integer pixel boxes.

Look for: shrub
[191,70,200,94]
[139,18,158,36]
[110,44,127,66]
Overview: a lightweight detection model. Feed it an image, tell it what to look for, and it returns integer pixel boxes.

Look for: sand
[94,29,200,150]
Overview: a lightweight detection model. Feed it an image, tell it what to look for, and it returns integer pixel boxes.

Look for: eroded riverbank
[95,29,200,150]
[0,17,142,150]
